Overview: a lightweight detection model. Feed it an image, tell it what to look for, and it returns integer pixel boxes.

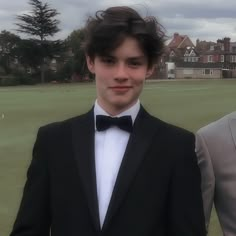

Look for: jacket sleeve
[195,131,215,233]
[10,127,51,236]
[168,133,206,236]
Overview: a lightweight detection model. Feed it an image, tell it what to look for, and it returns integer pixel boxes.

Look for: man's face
[86,37,154,115]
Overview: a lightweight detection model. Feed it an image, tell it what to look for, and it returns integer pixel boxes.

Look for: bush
[0,72,38,86]
[0,76,20,86]
[13,71,38,85]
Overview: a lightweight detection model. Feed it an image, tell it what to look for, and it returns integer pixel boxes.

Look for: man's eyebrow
[98,54,113,58]
[128,56,146,59]
[98,54,146,60]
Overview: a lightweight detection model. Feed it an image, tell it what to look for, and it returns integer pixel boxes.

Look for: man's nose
[114,63,128,79]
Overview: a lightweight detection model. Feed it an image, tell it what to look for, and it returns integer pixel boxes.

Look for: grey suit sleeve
[195,131,215,232]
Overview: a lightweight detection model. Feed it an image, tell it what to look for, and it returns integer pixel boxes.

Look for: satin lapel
[229,116,236,150]
[71,109,100,231]
[102,107,161,230]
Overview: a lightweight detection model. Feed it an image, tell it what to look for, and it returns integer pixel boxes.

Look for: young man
[196,111,236,235]
[10,6,206,236]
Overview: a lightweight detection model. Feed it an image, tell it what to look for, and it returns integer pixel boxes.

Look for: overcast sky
[1,0,236,44]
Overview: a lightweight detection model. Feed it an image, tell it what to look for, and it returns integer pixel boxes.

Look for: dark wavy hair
[82,6,166,68]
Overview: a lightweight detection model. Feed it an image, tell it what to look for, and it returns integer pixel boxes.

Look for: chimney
[196,39,199,46]
[224,37,230,52]
[174,33,179,39]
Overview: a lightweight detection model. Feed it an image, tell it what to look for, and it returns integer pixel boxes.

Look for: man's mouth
[110,86,132,92]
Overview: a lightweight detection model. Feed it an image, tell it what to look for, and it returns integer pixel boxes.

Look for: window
[221,55,224,62]
[183,69,193,75]
[208,55,213,62]
[203,69,213,75]
[230,55,236,62]
[232,47,236,53]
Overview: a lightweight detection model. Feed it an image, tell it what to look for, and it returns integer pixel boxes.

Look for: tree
[0,30,21,74]
[64,29,90,80]
[15,0,60,83]
[16,39,42,72]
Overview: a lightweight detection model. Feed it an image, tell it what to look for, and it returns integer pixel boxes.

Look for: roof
[167,33,194,49]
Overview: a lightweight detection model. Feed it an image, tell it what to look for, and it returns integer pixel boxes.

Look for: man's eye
[101,58,115,64]
[129,61,142,66]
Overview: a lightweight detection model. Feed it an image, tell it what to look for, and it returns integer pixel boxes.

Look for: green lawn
[1,79,235,235]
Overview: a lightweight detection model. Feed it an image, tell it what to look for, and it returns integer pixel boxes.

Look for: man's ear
[145,66,155,79]
[86,55,95,73]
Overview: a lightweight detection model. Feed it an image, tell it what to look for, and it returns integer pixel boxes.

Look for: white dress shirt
[94,100,140,227]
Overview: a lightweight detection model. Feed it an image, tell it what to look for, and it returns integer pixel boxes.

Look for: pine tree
[15,0,60,83]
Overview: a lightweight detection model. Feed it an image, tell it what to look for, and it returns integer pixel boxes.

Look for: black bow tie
[96,115,133,133]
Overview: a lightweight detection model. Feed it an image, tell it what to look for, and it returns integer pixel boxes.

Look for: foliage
[15,0,61,83]
[64,29,90,79]
[15,0,60,40]
[0,0,94,85]
[16,39,42,71]
[15,39,65,72]
[0,71,39,86]
[0,30,21,74]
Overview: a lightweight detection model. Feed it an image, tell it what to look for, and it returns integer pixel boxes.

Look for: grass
[1,79,236,235]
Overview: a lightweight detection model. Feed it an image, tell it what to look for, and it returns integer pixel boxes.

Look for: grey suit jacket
[196,112,236,236]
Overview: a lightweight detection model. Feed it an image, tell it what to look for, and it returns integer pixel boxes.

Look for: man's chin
[112,100,135,111]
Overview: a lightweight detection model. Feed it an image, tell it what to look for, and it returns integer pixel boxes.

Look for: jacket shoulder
[145,111,195,142]
[197,111,236,137]
[37,110,92,138]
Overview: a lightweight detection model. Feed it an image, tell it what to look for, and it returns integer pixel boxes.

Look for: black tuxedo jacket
[10,107,206,236]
